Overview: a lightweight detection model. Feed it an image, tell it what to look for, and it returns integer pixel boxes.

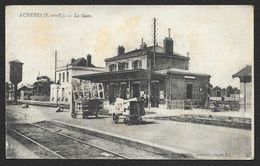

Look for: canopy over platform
[156,68,211,77]
[72,69,165,82]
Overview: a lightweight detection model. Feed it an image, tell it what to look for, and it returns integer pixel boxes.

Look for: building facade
[233,65,252,111]
[50,54,105,104]
[73,32,211,109]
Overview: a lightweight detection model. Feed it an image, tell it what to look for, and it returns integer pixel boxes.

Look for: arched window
[109,64,117,72]
[132,60,142,70]
[67,71,69,82]
[62,72,65,82]
[118,62,128,71]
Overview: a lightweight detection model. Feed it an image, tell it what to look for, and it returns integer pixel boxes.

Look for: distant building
[18,84,33,100]
[5,82,13,101]
[210,86,240,101]
[233,65,252,111]
[50,54,105,104]
[73,31,211,109]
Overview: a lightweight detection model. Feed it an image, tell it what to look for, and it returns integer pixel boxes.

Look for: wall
[106,55,147,71]
[166,74,210,107]
[154,56,189,71]
[51,67,105,104]
[239,82,252,111]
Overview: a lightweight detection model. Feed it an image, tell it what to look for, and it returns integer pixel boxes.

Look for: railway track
[7,123,128,159]
[7,121,171,159]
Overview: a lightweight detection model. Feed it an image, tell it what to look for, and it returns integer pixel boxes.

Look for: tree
[32,76,53,96]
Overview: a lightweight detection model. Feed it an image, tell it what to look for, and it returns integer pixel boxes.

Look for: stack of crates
[72,80,104,114]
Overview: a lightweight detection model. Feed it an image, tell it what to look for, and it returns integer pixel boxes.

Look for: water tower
[9,60,23,104]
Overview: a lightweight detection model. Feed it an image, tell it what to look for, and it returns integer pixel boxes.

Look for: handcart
[71,80,104,119]
[110,98,145,125]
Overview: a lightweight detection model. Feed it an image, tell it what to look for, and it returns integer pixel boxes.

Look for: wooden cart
[112,98,145,125]
[71,80,104,119]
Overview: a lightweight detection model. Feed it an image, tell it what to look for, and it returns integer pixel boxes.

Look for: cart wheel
[138,116,143,124]
[126,117,131,126]
[71,112,77,119]
[113,114,119,124]
[83,112,89,119]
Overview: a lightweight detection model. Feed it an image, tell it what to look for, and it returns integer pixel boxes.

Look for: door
[186,84,193,99]
[151,82,159,107]
[132,83,140,98]
[109,84,116,104]
[120,84,127,99]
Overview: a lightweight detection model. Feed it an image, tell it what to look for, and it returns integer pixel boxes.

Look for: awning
[72,69,165,82]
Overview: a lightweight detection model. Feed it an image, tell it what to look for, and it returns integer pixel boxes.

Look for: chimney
[187,52,190,58]
[117,46,125,55]
[71,58,75,64]
[140,38,147,49]
[87,54,92,67]
[163,28,174,54]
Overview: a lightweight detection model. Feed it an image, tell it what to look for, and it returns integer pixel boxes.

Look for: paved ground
[6,104,253,159]
[145,107,253,119]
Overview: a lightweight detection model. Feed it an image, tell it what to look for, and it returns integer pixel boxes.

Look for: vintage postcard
[5,5,254,160]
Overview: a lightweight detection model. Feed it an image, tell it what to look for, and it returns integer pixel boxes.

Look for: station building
[73,32,211,109]
[50,54,105,104]
[233,65,252,111]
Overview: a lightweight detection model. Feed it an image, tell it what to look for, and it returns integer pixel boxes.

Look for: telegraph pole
[153,17,156,69]
[148,17,157,110]
[54,50,57,83]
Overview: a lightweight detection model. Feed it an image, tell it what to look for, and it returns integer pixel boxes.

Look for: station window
[62,72,65,82]
[118,62,128,71]
[132,60,142,70]
[217,91,221,97]
[109,64,117,72]
[67,71,69,82]
[58,73,61,83]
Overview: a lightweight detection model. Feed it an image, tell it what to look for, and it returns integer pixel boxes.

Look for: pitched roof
[233,65,252,78]
[70,57,96,67]
[155,68,210,77]
[9,60,23,64]
[18,85,33,91]
[104,45,189,62]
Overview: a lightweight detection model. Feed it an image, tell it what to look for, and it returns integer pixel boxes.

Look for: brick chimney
[71,58,75,64]
[117,46,125,55]
[140,38,147,49]
[163,28,174,54]
[87,54,92,67]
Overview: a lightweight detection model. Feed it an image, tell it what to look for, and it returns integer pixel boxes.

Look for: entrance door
[151,82,159,107]
[120,84,127,99]
[109,84,116,104]
[186,84,193,99]
[132,83,140,98]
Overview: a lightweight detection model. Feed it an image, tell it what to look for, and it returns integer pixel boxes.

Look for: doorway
[109,84,116,104]
[132,83,140,98]
[151,82,159,107]
[120,83,127,99]
[186,83,193,99]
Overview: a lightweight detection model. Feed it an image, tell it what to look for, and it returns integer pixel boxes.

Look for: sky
[5,5,253,88]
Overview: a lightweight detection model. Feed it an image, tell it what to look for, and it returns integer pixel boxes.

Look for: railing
[210,96,240,102]
[165,99,206,110]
